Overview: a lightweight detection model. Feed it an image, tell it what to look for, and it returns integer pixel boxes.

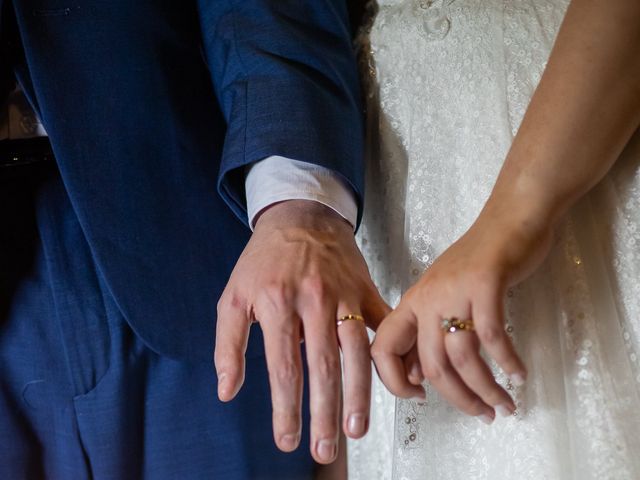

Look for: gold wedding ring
[336,314,365,327]
[441,317,475,334]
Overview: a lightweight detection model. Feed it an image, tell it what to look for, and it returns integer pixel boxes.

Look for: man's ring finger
[337,314,366,327]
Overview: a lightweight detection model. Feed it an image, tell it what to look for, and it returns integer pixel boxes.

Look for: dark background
[348,0,368,35]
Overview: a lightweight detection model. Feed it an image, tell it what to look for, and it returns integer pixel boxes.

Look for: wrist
[254,200,353,235]
[486,147,589,236]
[468,198,556,284]
[478,196,552,241]
[479,158,568,245]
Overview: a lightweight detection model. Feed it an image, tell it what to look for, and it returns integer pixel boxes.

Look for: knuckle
[503,357,521,371]
[370,341,386,362]
[423,361,451,382]
[214,349,230,368]
[498,357,522,376]
[345,393,370,412]
[313,426,338,443]
[469,268,495,286]
[273,360,301,386]
[449,348,471,370]
[262,282,294,310]
[408,284,429,303]
[273,409,299,427]
[312,410,339,429]
[215,358,239,379]
[467,399,489,416]
[393,383,420,399]
[484,389,506,406]
[301,274,327,300]
[213,354,225,372]
[315,354,341,381]
[214,344,241,369]
[217,291,244,315]
[386,383,408,398]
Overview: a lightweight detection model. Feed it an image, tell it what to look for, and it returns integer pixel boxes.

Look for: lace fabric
[348,1,640,479]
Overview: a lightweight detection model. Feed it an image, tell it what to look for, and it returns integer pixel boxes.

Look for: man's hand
[215,200,388,464]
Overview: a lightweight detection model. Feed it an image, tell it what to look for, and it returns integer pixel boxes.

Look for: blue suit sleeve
[197,0,365,226]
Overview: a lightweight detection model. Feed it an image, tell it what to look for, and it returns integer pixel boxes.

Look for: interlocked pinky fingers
[371,309,426,399]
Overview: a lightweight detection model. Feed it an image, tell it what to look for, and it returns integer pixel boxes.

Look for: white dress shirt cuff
[245,156,358,230]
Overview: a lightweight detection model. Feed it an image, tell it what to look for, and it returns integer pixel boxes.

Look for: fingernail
[280,433,300,451]
[317,439,336,462]
[348,414,366,436]
[495,404,514,417]
[477,413,494,425]
[510,373,526,387]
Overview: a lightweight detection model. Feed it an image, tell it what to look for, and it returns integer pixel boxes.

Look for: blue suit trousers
[0,166,315,479]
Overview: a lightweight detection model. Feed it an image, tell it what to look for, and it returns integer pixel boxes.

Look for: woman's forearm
[481,0,640,234]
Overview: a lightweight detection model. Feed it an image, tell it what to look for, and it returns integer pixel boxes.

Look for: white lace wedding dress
[348,1,640,479]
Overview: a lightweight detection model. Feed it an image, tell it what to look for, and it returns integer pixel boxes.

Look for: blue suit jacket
[1,0,364,361]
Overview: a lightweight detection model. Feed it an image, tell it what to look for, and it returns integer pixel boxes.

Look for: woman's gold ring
[441,317,475,334]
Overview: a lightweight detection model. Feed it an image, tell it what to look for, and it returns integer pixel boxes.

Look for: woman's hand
[371,208,554,422]
[373,0,640,422]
